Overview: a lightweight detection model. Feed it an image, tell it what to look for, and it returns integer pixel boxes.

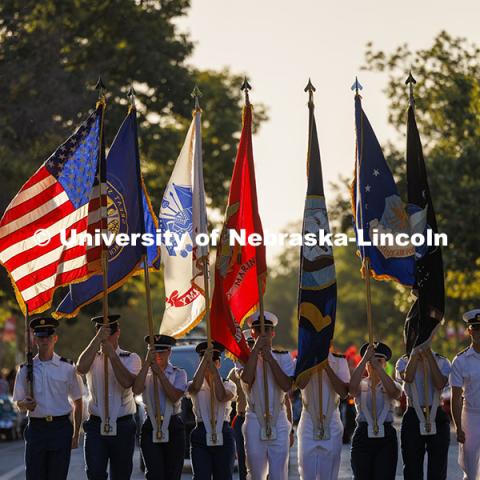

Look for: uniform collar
[466,346,480,357]
[34,352,60,365]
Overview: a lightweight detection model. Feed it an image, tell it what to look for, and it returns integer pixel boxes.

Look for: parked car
[0,395,21,441]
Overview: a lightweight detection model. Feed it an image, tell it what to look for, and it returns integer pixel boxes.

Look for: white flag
[159,110,208,337]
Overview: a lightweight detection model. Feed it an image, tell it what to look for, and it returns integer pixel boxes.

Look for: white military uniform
[297,352,350,480]
[450,346,480,479]
[143,363,187,438]
[396,352,451,431]
[240,351,295,480]
[13,352,83,417]
[86,348,141,421]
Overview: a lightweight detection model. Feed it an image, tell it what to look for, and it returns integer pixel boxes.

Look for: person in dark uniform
[188,341,237,480]
[77,315,141,480]
[396,345,451,479]
[133,334,187,479]
[349,342,401,480]
[13,317,83,480]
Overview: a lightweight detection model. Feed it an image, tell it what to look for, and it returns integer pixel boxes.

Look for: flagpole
[353,77,378,434]
[24,308,34,399]
[95,77,112,435]
[126,86,163,441]
[405,71,431,431]
[304,79,326,437]
[241,78,272,438]
[192,86,217,444]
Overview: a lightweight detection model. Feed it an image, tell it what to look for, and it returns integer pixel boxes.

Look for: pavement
[0,429,464,479]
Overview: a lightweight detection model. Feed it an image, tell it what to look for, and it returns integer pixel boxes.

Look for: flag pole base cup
[367,423,384,438]
[206,432,223,446]
[101,419,117,436]
[314,425,330,441]
[261,425,277,441]
[152,426,168,443]
[420,422,436,436]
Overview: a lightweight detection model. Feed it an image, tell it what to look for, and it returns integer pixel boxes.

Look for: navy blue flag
[404,103,444,354]
[351,94,415,286]
[55,109,160,318]
[294,89,337,383]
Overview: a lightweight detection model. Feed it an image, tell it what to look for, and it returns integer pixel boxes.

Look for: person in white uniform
[349,342,401,480]
[77,314,142,480]
[451,309,480,480]
[133,334,187,479]
[240,311,294,480]
[296,351,350,480]
[13,317,83,480]
[396,345,451,479]
[188,341,237,480]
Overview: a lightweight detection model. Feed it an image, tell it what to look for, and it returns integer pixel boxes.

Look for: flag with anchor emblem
[294,90,337,383]
[158,107,208,338]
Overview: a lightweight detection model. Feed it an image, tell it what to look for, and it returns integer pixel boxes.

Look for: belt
[30,414,70,423]
[89,414,134,423]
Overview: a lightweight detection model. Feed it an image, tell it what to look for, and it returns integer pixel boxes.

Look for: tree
[0,0,267,364]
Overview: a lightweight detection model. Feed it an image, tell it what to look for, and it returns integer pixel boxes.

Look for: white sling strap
[410,380,440,435]
[144,368,176,443]
[197,383,225,446]
[249,360,282,441]
[303,370,336,440]
[360,379,390,438]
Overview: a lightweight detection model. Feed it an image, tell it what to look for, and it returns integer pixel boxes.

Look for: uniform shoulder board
[272,349,288,354]
[456,347,470,357]
[435,352,447,359]
[332,352,345,358]
[60,357,74,365]
[401,354,408,359]
[119,352,132,357]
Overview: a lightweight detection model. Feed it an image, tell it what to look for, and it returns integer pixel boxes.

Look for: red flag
[210,104,266,364]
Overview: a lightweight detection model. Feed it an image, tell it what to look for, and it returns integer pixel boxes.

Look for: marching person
[396,343,451,479]
[188,341,237,480]
[451,309,480,479]
[77,314,141,480]
[227,330,254,480]
[13,317,83,480]
[349,342,401,480]
[240,311,295,480]
[296,351,350,480]
[133,334,187,479]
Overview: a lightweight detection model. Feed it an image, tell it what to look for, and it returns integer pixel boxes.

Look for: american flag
[0,105,104,315]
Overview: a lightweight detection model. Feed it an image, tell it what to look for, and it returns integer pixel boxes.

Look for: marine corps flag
[55,108,159,318]
[351,93,415,287]
[294,83,337,384]
[158,106,208,338]
[404,96,444,354]
[210,103,266,364]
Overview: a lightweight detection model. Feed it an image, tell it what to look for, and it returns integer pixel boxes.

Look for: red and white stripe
[0,165,103,313]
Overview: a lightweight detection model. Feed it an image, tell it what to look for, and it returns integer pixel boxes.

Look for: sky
[178,0,480,259]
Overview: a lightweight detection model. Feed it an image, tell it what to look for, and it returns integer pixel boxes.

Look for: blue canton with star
[45,110,101,209]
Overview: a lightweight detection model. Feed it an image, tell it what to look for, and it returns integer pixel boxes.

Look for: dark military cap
[195,341,225,361]
[463,309,480,326]
[144,334,176,352]
[30,317,59,337]
[91,314,120,334]
[360,342,392,361]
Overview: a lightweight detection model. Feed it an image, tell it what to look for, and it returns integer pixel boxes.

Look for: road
[0,431,464,479]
